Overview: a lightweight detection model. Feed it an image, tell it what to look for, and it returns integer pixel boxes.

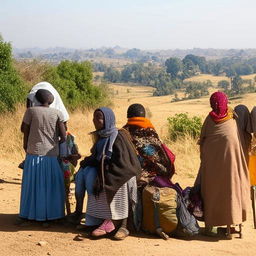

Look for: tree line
[99,54,256,99]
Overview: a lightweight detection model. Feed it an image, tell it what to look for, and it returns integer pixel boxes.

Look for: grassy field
[1,77,256,256]
[3,79,256,181]
[185,74,229,86]
[1,72,256,178]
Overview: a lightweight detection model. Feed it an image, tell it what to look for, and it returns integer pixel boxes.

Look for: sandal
[14,217,31,226]
[91,220,115,237]
[66,212,83,225]
[203,227,218,237]
[114,227,129,240]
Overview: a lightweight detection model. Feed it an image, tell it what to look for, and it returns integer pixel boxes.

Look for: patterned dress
[123,123,174,186]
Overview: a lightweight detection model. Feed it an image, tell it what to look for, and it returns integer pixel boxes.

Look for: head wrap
[209,91,228,122]
[127,103,146,118]
[27,81,69,122]
[95,107,118,160]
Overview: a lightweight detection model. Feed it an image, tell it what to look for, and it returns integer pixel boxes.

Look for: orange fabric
[249,155,256,186]
[126,117,155,129]
[213,108,233,123]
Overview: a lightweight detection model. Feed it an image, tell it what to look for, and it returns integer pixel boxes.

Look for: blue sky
[1,0,256,49]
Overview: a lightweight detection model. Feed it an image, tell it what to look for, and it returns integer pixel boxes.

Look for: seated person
[123,103,175,187]
[69,107,141,240]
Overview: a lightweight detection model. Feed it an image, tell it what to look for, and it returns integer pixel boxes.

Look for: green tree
[43,60,108,109]
[0,36,27,112]
[231,75,243,94]
[165,57,182,79]
[103,67,121,82]
[218,80,230,91]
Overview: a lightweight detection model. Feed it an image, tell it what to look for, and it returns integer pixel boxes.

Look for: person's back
[196,92,250,237]
[18,89,66,224]
[123,103,174,186]
[24,107,63,156]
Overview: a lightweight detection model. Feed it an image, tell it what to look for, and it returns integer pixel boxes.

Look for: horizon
[1,0,256,49]
[12,46,256,51]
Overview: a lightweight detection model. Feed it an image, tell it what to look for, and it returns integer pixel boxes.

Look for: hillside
[1,86,256,256]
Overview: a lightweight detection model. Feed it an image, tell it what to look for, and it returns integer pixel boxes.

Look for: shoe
[91,220,115,237]
[114,227,130,240]
[66,212,83,225]
[203,227,218,237]
[18,161,25,169]
[14,217,27,226]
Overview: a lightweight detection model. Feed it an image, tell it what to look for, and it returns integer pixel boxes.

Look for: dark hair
[127,103,146,118]
[35,89,54,105]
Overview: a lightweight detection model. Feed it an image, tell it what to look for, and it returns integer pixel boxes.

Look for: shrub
[43,60,109,110]
[167,113,202,141]
[0,37,27,113]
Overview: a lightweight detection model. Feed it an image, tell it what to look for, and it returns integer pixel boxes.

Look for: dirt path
[1,159,256,256]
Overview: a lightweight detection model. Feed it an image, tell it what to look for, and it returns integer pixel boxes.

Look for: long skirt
[19,154,65,221]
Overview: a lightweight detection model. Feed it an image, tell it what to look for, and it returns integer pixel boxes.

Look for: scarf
[126,117,155,129]
[95,107,118,160]
[27,81,69,122]
[212,107,234,123]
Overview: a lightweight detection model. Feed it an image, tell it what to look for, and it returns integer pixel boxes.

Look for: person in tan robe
[196,92,250,235]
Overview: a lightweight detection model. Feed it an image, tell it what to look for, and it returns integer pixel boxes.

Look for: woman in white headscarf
[18,82,69,169]
[27,81,69,122]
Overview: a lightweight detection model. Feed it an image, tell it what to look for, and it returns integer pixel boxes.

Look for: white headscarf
[27,81,69,122]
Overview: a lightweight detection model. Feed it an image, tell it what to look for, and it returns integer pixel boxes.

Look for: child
[59,122,81,215]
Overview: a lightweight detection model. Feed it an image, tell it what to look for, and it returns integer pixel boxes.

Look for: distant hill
[13,47,256,63]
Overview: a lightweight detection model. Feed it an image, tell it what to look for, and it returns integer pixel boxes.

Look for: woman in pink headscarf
[195,91,250,238]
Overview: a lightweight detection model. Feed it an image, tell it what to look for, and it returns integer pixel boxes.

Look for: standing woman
[18,89,66,223]
[196,92,250,237]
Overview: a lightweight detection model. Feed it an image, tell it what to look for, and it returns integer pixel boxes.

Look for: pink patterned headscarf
[209,91,228,121]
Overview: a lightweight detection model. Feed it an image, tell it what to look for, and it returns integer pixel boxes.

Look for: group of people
[16,82,253,240]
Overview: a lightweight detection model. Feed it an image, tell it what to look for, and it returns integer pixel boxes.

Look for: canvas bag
[142,185,178,235]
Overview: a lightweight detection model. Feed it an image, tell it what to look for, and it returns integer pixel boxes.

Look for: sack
[142,185,178,235]
[175,187,200,237]
[161,143,175,164]
[186,186,204,221]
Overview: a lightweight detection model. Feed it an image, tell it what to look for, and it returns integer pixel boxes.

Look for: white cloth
[27,81,69,122]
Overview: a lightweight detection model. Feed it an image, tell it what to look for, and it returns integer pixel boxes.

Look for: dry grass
[241,73,256,80]
[0,105,26,161]
[14,60,49,86]
[185,74,229,86]
[91,58,131,67]
[2,80,256,180]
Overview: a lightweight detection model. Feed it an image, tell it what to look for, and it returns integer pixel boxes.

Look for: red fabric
[161,143,175,164]
[209,91,228,122]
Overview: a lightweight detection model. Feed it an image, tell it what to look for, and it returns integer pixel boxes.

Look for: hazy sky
[1,0,256,49]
